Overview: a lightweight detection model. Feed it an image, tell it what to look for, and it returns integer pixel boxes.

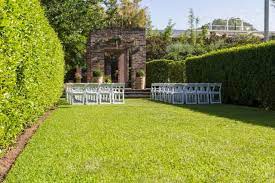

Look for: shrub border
[0,109,55,182]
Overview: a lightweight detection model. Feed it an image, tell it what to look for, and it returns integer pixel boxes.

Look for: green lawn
[5,99,275,182]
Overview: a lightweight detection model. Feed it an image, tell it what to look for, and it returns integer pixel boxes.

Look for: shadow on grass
[58,106,72,109]
[149,99,275,129]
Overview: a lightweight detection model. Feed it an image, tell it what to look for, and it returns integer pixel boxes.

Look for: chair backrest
[168,84,176,92]
[65,83,73,92]
[151,83,159,91]
[70,84,86,92]
[173,84,184,92]
[112,83,125,92]
[151,83,222,94]
[185,83,197,92]
[99,84,112,92]
[209,83,222,92]
[196,83,209,92]
[86,83,99,92]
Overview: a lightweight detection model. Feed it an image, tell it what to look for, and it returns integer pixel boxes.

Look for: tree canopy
[41,0,148,80]
[41,0,105,76]
[105,0,148,29]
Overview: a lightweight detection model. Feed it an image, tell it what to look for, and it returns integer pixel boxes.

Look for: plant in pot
[135,69,145,89]
[104,75,112,83]
[92,69,103,84]
[75,72,82,83]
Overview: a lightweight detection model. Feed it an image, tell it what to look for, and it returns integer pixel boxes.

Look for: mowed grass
[5,99,275,182]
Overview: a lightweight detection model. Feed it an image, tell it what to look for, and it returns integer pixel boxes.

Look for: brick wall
[86,28,146,87]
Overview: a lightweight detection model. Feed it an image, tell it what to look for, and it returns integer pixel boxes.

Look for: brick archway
[86,29,146,88]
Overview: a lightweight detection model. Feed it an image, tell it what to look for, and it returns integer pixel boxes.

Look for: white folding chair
[70,84,86,105]
[85,84,99,105]
[185,83,198,105]
[166,84,174,103]
[65,83,73,103]
[209,83,222,104]
[99,84,112,104]
[197,83,210,104]
[155,84,162,101]
[162,84,170,102]
[151,84,157,100]
[171,84,185,104]
[112,83,125,104]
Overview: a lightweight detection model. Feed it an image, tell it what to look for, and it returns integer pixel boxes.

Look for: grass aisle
[5,99,275,182]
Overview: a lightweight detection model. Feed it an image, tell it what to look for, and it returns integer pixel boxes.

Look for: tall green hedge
[146,59,173,87]
[169,62,186,83]
[272,60,275,109]
[146,42,275,109]
[186,42,275,109]
[0,0,64,148]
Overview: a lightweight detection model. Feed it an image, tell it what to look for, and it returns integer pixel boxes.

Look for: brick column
[118,52,125,83]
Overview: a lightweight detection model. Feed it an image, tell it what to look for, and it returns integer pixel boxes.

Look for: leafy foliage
[146,42,275,109]
[41,0,148,81]
[146,20,175,61]
[186,41,275,109]
[41,0,105,80]
[93,69,103,77]
[0,0,64,149]
[146,60,173,86]
[147,31,261,62]
[165,43,207,61]
[168,62,186,83]
[136,69,145,77]
[147,10,261,62]
[105,0,148,29]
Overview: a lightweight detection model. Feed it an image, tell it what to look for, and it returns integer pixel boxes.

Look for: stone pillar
[125,49,129,86]
[118,52,125,83]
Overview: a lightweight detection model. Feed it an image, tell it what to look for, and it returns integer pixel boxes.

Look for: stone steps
[125,88,151,98]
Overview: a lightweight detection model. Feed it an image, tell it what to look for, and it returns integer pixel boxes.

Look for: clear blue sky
[141,0,275,31]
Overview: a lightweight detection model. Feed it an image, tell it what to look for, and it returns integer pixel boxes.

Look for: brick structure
[86,28,146,88]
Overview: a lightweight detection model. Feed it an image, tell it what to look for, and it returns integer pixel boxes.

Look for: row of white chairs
[151,83,222,105]
[66,83,125,105]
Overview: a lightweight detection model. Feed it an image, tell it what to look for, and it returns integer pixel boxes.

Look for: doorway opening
[104,53,119,83]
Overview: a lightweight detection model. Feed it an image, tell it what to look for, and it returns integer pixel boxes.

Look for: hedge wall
[186,42,275,109]
[146,41,275,109]
[146,59,173,87]
[169,62,187,83]
[270,49,275,109]
[0,0,64,148]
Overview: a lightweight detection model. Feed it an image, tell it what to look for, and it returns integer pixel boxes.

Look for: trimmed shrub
[146,42,275,109]
[185,42,275,108]
[146,59,173,87]
[0,0,64,148]
[169,62,187,83]
[272,61,275,109]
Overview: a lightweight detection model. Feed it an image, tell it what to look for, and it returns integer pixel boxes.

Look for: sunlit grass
[5,99,275,182]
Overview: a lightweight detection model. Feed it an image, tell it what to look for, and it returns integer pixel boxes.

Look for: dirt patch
[0,109,55,182]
